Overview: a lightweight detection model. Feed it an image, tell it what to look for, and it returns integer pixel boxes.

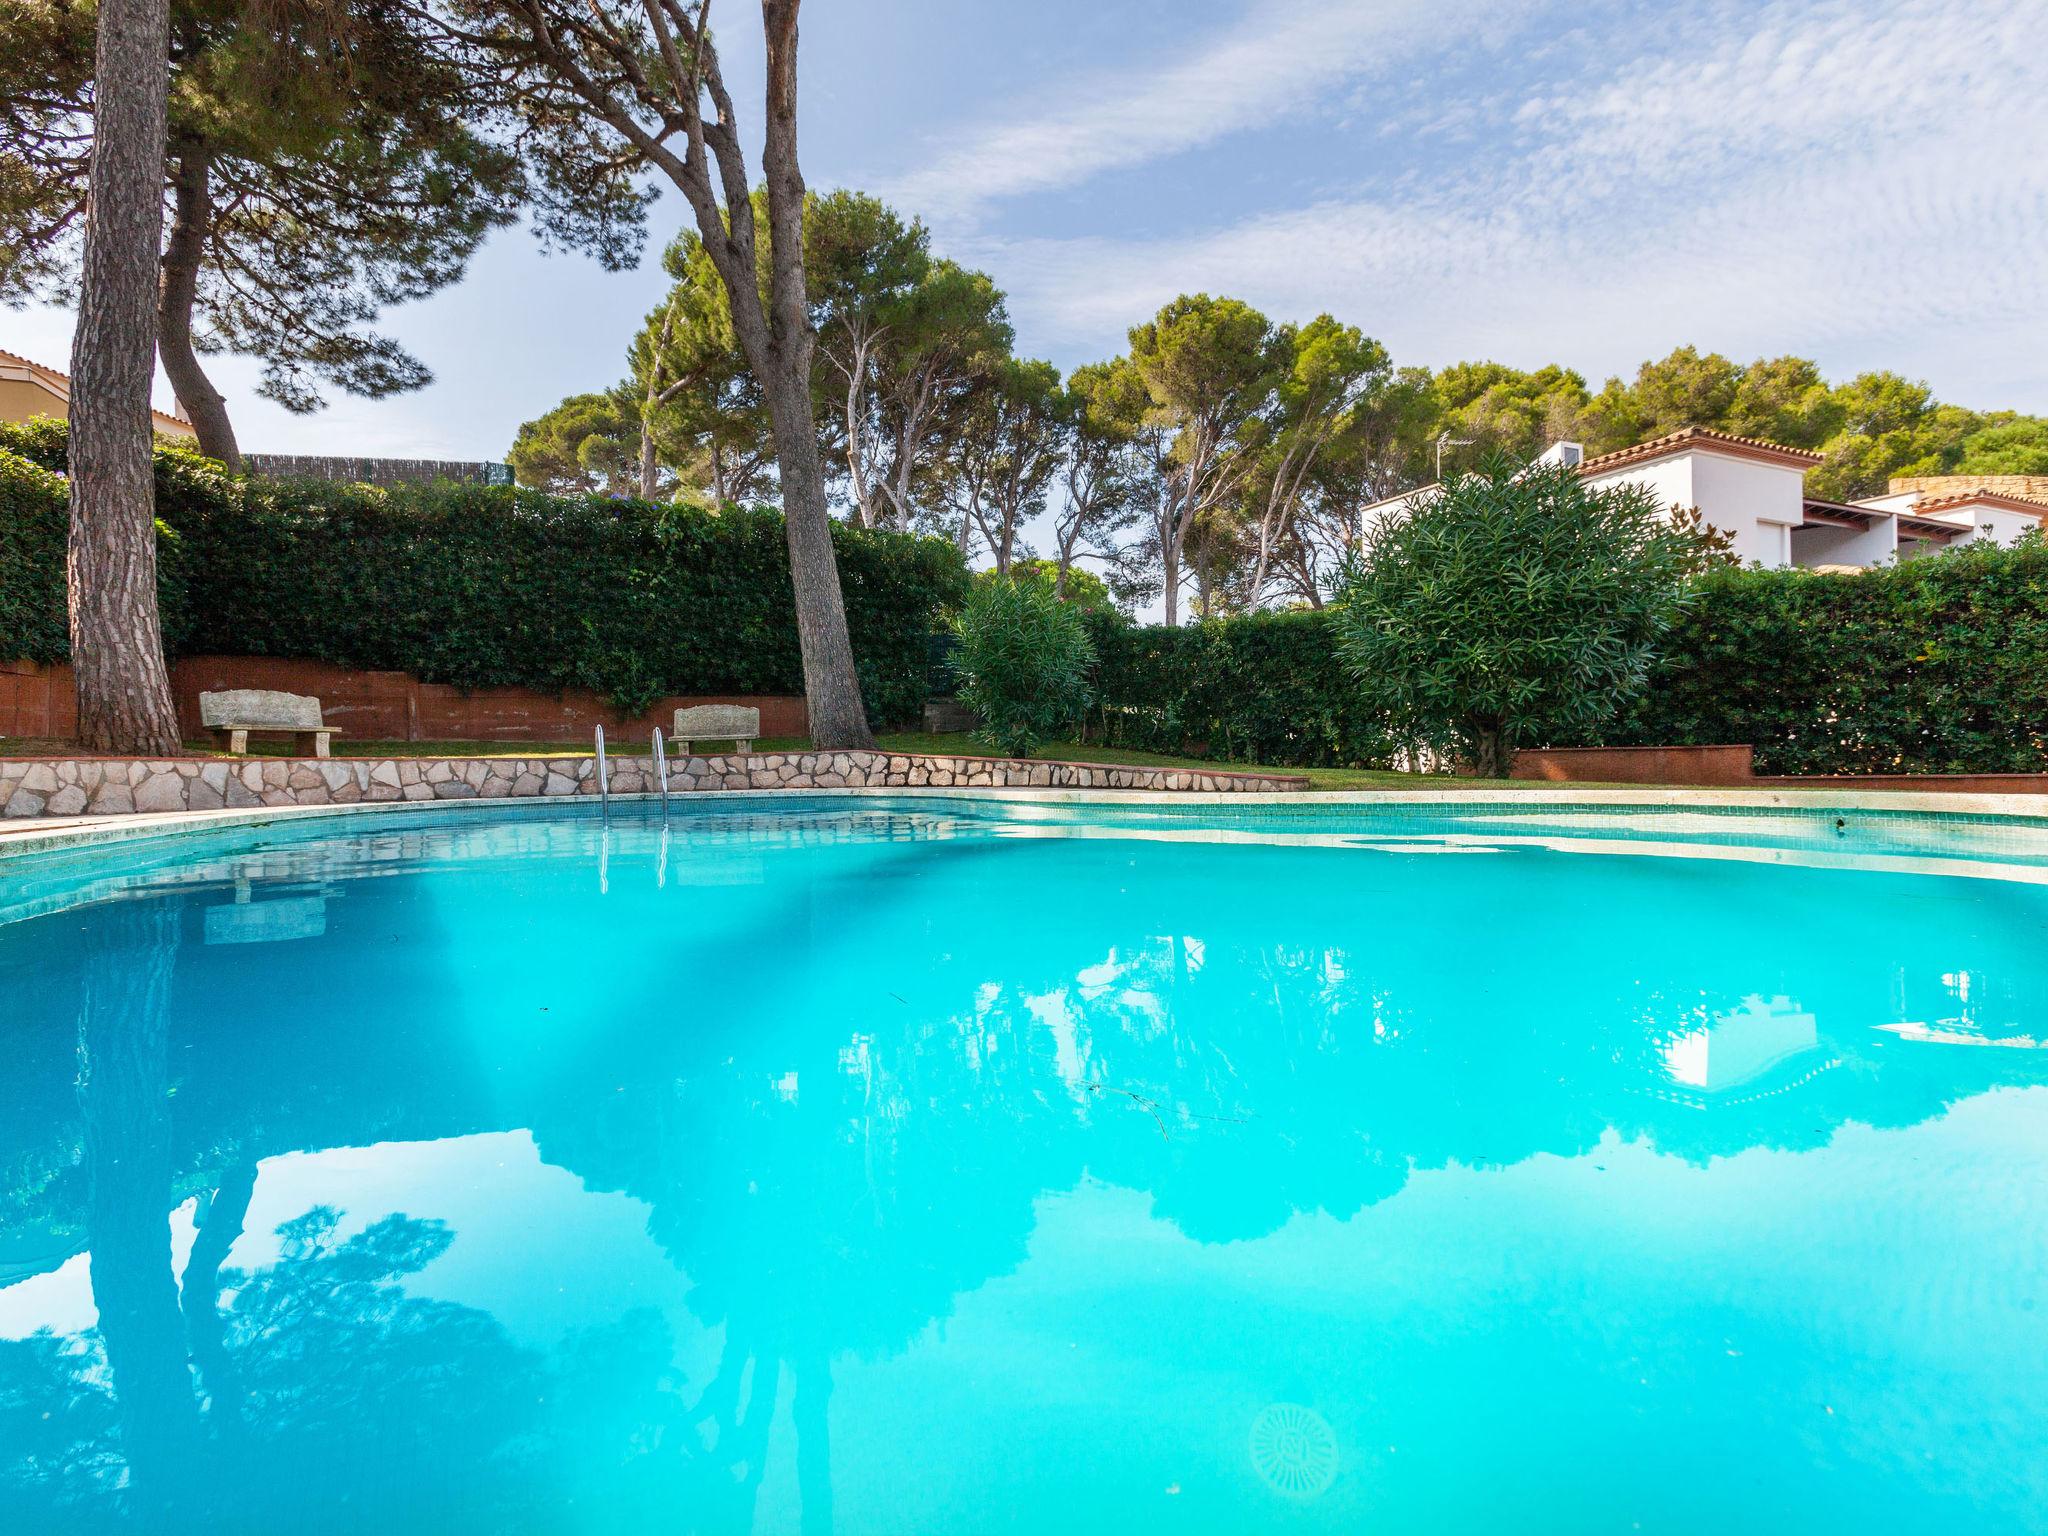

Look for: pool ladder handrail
[594,724,610,817]
[651,727,670,817]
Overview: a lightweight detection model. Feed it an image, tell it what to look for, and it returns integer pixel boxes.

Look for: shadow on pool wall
[2,811,2046,1531]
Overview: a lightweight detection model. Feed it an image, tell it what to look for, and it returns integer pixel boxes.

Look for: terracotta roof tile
[0,343,193,431]
[1911,488,2046,518]
[1575,425,1822,476]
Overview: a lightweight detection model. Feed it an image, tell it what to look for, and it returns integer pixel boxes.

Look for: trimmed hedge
[11,406,2042,769]
[1086,540,2048,776]
[1088,609,1396,768]
[0,419,968,724]
[1593,544,2048,774]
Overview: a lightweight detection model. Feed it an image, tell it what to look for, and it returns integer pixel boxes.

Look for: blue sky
[8,0,2046,461]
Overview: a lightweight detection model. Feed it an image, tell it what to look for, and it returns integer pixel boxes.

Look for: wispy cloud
[882,0,1532,223]
[927,0,2048,405]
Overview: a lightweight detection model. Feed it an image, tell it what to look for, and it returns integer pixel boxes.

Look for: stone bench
[200,689,341,758]
[673,704,759,757]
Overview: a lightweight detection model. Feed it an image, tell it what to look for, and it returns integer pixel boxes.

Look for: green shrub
[1092,535,2048,776]
[950,577,1097,757]
[1088,608,1395,768]
[1589,539,2048,773]
[0,450,71,664]
[0,423,969,725]
[1332,456,1700,776]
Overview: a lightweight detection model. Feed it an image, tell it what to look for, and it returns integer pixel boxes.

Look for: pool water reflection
[2,803,2046,1534]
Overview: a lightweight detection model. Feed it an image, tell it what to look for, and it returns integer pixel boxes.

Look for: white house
[1361,425,2044,570]
[1576,428,1815,567]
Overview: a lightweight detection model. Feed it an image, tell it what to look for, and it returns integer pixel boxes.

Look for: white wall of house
[1586,448,1805,567]
[1358,438,2040,575]
[1690,452,1805,566]
[1790,519,1898,568]
[1853,491,2041,552]
[1896,536,1952,563]
[1584,454,1693,515]
[1938,504,2040,548]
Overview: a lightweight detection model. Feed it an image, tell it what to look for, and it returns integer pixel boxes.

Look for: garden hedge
[1087,608,1397,768]
[0,420,969,724]
[9,410,2042,770]
[1085,540,2048,775]
[1591,546,2048,774]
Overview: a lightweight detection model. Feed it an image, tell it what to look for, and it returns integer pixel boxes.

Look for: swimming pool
[4,796,2046,1533]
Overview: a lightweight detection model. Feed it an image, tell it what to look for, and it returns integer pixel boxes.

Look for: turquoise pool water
[3,797,2046,1534]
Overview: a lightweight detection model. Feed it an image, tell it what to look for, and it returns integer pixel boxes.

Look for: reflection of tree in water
[0,1196,717,1533]
[208,1208,548,1522]
[541,979,1072,1535]
[8,833,2047,1533]
[0,889,693,1534]
[525,838,2048,1532]
[4,1208,526,1530]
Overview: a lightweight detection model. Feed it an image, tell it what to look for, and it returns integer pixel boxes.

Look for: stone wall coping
[0,746,1311,788]
[6,782,2048,866]
[0,748,1312,824]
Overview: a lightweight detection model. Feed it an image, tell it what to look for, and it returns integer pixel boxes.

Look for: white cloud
[882,0,1529,222]
[935,0,2048,407]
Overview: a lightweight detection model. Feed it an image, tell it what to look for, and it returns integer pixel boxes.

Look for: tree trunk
[841,360,874,527]
[1160,531,1180,626]
[157,147,240,469]
[759,1,873,749]
[67,0,183,756]
[1471,721,1514,779]
[639,401,659,500]
[80,901,201,1517]
[761,370,872,746]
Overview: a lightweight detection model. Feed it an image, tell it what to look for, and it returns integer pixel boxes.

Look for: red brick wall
[1,656,806,743]
[1510,744,1757,786]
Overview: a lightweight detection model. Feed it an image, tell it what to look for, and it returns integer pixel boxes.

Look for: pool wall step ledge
[0,749,1309,818]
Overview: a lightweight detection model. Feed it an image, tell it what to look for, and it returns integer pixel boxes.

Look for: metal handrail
[594,724,610,817]
[652,726,669,816]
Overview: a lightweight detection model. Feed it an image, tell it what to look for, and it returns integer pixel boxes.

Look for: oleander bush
[949,576,1097,758]
[0,420,968,723]
[1331,456,1702,776]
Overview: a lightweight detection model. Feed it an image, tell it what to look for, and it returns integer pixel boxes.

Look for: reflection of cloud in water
[1661,995,1821,1093]
[1878,1023,2047,1050]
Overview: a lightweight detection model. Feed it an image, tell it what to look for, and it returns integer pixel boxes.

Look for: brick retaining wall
[0,750,1307,817]
[0,657,807,742]
[1510,744,1757,786]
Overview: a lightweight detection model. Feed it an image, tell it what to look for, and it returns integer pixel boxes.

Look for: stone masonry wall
[0,750,1307,818]
[1888,473,2048,503]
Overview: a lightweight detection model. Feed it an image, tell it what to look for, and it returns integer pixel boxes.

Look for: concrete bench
[200,689,341,758]
[673,704,759,757]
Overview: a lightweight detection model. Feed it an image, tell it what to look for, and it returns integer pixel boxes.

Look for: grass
[1,729,1537,789]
